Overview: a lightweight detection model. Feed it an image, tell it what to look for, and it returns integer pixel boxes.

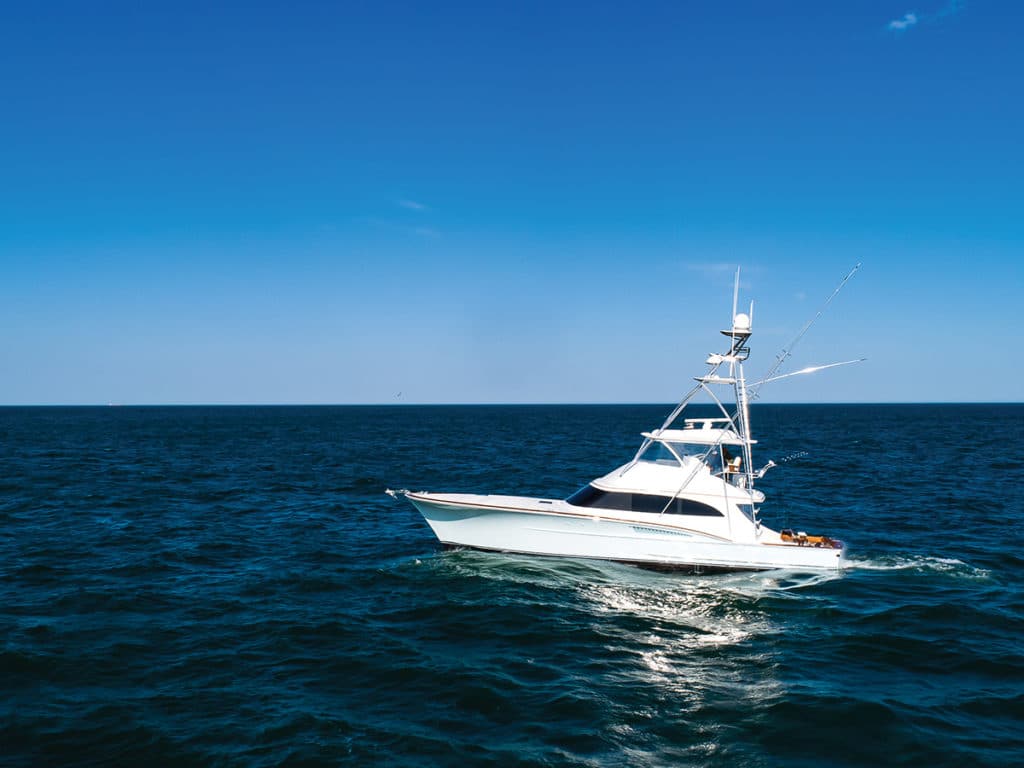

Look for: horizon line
[1,401,1021,408]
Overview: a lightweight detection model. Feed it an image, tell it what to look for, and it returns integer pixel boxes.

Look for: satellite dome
[733,313,751,330]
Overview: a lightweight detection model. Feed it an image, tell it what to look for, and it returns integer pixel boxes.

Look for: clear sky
[1,1,1021,404]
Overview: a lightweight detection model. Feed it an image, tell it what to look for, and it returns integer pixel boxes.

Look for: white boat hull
[406,492,845,572]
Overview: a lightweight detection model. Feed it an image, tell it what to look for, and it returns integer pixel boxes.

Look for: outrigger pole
[751,359,866,388]
[748,263,861,402]
[639,264,861,481]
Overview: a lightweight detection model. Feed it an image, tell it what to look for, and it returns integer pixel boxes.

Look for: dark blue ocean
[2,404,1022,767]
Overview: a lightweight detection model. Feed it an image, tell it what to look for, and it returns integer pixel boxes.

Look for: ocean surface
[2,404,1022,767]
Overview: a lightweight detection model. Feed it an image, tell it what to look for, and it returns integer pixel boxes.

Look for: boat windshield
[668,442,713,460]
[638,440,717,467]
[637,441,681,466]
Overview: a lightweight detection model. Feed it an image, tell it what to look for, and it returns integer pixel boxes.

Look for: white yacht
[389,274,854,572]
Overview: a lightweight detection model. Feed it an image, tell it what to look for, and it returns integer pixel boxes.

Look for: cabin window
[637,441,681,466]
[566,485,723,516]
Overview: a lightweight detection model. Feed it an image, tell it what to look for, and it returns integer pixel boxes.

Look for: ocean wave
[846,554,992,578]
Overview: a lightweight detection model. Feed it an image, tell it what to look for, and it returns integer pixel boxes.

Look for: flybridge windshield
[637,442,680,465]
[637,439,745,476]
[637,440,714,466]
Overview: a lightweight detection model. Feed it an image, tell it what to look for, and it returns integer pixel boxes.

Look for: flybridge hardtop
[388,267,860,572]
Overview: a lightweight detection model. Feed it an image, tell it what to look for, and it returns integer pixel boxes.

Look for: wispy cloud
[887,1,965,33]
[685,262,736,276]
[398,199,428,211]
[887,12,919,31]
[358,200,440,237]
[356,217,441,238]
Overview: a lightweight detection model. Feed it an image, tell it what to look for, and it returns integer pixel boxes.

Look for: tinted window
[566,485,722,516]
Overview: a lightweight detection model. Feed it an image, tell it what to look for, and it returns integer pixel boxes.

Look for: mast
[733,318,758,532]
[726,268,760,528]
[726,268,754,488]
[727,309,756,486]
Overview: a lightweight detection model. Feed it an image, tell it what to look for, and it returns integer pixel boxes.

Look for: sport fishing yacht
[389,272,856,572]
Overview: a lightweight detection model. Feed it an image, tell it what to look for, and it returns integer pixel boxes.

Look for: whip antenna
[749,263,860,401]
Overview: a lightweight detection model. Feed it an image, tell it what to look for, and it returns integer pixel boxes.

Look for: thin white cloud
[887,1,965,33]
[685,262,735,275]
[398,199,428,211]
[888,12,919,31]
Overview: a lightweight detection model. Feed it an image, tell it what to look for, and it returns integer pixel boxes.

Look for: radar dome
[733,313,751,330]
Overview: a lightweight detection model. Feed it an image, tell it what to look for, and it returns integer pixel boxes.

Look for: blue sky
[1,1,1021,404]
